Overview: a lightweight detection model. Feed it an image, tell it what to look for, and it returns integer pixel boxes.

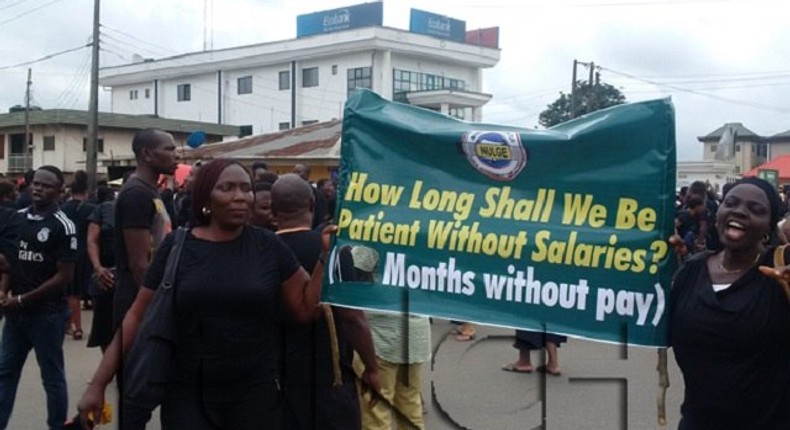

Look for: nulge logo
[461,131,527,181]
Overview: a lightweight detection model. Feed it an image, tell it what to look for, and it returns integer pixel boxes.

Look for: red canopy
[742,155,790,183]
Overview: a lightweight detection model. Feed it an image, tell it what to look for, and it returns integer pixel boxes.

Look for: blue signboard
[297,2,383,38]
[409,8,466,43]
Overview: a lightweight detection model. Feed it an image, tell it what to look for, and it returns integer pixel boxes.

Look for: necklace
[276,227,311,235]
[718,253,761,274]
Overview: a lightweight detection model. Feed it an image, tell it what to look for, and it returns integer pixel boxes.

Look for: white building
[99,16,500,136]
[676,160,739,195]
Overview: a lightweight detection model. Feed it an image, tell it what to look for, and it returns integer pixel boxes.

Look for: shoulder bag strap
[771,245,790,303]
[161,227,188,291]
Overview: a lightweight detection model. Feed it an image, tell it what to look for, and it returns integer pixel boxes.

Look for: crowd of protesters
[1,131,787,429]
[0,128,431,430]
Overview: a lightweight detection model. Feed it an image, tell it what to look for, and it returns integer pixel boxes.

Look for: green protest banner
[322,90,676,347]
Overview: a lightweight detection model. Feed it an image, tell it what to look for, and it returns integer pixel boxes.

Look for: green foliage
[539,81,626,128]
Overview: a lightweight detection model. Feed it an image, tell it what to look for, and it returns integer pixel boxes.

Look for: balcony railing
[7,154,32,173]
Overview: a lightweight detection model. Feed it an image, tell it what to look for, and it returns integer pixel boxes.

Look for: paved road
[4,311,684,429]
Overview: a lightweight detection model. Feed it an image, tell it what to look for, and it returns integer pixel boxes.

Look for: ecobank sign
[297,2,383,38]
[409,8,466,43]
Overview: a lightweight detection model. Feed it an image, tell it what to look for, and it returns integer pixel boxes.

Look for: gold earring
[202,207,211,216]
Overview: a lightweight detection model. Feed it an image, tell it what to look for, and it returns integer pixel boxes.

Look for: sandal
[501,363,533,373]
[535,365,561,376]
[72,329,83,340]
[454,332,476,342]
[452,323,476,341]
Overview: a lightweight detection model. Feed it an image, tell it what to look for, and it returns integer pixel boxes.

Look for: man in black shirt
[0,165,76,430]
[112,129,178,330]
[78,128,178,423]
[273,173,380,430]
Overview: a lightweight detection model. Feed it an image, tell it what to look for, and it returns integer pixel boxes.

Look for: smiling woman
[668,177,790,430]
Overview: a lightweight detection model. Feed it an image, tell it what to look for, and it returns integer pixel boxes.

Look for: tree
[538,81,626,128]
[8,105,42,113]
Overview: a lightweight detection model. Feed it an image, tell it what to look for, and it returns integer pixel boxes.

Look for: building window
[332,65,338,75]
[43,136,55,151]
[710,144,717,153]
[392,68,467,102]
[347,66,372,97]
[238,76,253,95]
[145,88,150,98]
[239,125,253,136]
[177,84,191,102]
[448,107,466,120]
[279,71,290,90]
[278,122,291,130]
[302,120,319,126]
[302,67,319,88]
[757,142,768,157]
[735,144,741,153]
[82,138,105,153]
[129,90,138,100]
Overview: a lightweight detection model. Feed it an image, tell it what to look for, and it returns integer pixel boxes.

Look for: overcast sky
[1,0,788,161]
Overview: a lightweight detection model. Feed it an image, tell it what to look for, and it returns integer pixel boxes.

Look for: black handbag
[122,227,188,425]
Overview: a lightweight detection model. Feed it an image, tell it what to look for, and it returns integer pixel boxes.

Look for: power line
[51,49,91,108]
[100,23,181,56]
[600,65,790,114]
[0,43,90,71]
[100,32,165,59]
[100,47,128,63]
[0,0,67,27]
[0,0,34,13]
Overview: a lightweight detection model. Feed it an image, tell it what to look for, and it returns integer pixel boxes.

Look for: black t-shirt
[87,201,116,267]
[669,250,790,429]
[113,176,171,327]
[11,207,77,313]
[279,230,355,388]
[62,198,97,289]
[311,187,327,230]
[143,226,300,400]
[0,206,22,270]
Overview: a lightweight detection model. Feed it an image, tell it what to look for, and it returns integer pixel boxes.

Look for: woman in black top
[669,177,790,430]
[79,159,331,429]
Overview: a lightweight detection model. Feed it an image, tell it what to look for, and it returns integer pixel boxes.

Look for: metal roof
[0,109,240,136]
[182,119,341,163]
[697,122,762,141]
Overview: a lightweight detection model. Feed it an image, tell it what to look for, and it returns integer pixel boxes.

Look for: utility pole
[570,59,578,119]
[86,0,101,191]
[588,62,596,111]
[24,68,32,171]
